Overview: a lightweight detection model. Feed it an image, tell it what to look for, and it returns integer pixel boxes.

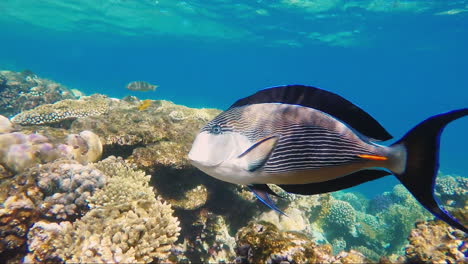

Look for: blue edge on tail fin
[392,108,468,233]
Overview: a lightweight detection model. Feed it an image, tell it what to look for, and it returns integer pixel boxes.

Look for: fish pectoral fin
[248,185,287,216]
[238,136,279,172]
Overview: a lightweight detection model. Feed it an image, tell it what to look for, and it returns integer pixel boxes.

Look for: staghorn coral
[10,94,109,125]
[405,220,467,263]
[35,160,106,220]
[49,156,180,263]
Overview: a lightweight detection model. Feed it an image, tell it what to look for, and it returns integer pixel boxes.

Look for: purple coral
[36,161,106,219]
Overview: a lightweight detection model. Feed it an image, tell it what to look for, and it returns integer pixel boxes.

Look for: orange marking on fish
[357,154,388,161]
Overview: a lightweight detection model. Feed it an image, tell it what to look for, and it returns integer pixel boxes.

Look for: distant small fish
[126,81,158,92]
[188,85,468,233]
[137,99,152,111]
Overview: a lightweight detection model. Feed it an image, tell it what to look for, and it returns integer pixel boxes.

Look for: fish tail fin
[390,108,468,233]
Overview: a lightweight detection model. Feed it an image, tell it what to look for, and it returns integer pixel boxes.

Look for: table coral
[10,94,109,125]
[405,220,467,263]
[49,156,181,263]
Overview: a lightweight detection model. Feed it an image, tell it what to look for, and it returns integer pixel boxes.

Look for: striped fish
[126,81,158,92]
[188,85,468,233]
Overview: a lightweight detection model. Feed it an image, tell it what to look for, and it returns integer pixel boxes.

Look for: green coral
[52,156,180,263]
[11,95,109,125]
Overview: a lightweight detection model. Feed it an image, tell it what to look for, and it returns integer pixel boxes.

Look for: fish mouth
[187,154,223,168]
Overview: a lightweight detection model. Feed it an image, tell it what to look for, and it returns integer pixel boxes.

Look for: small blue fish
[188,85,467,233]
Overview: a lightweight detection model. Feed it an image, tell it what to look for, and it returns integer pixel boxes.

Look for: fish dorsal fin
[229,85,392,141]
[238,136,278,172]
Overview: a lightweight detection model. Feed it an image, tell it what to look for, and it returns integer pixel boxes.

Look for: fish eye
[210,124,222,134]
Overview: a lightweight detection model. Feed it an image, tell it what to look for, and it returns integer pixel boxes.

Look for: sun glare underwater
[0,0,467,263]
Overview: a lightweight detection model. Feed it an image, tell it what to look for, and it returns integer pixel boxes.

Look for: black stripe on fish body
[263,126,378,174]
[228,85,392,141]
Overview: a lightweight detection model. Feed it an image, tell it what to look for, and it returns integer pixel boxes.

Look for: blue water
[1,0,467,196]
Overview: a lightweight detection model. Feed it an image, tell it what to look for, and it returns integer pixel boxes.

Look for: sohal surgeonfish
[188,85,468,233]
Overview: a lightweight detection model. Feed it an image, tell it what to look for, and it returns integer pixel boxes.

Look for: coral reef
[405,220,467,263]
[235,221,369,264]
[0,130,102,173]
[0,70,77,118]
[325,200,356,232]
[24,221,64,262]
[183,210,236,263]
[435,174,468,207]
[168,184,208,210]
[0,193,39,254]
[0,115,14,133]
[11,94,110,126]
[0,69,465,263]
[45,156,181,263]
[35,160,106,219]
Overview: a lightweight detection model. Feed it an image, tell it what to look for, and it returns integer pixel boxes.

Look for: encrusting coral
[45,156,181,263]
[10,94,109,125]
[405,220,467,263]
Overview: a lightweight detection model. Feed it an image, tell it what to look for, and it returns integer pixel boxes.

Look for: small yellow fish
[137,99,152,111]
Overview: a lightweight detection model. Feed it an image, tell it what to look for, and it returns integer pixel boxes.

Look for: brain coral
[51,156,180,263]
[10,94,109,125]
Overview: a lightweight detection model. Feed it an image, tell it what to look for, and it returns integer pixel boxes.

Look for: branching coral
[35,160,106,219]
[50,156,180,263]
[325,200,356,231]
[10,94,109,125]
